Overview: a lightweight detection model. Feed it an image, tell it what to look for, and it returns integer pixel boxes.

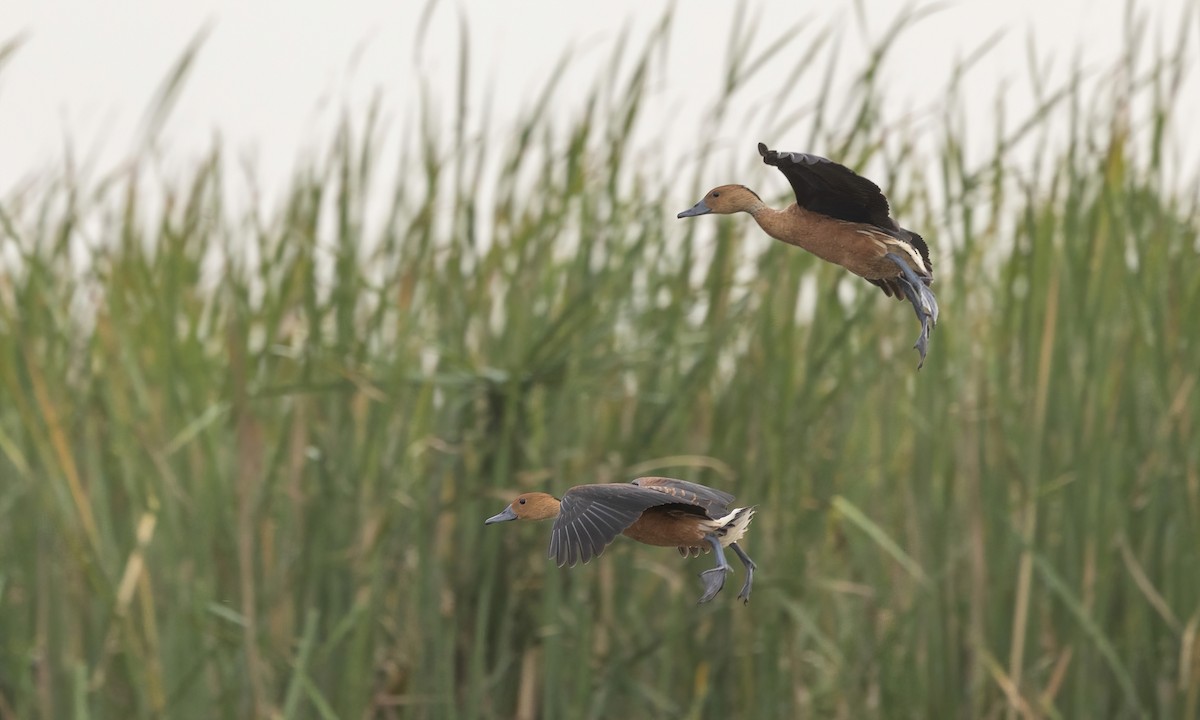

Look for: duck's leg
[697,534,732,604]
[729,542,756,604]
[884,252,939,368]
[885,252,939,324]
[897,278,934,369]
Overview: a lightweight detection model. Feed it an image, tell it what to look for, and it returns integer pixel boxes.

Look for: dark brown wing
[549,484,678,567]
[630,477,734,518]
[758,143,933,279]
[758,143,895,228]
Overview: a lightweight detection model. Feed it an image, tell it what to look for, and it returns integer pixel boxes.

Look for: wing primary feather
[576,513,606,563]
[562,524,575,567]
[551,527,566,567]
[569,523,584,567]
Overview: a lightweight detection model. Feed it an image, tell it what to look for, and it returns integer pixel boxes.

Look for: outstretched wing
[758,143,932,278]
[758,143,894,227]
[549,485,678,567]
[630,476,734,517]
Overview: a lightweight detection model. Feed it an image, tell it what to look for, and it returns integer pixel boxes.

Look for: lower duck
[485,476,757,604]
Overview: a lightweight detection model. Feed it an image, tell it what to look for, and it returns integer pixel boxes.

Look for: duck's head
[484,492,561,524]
[677,184,763,218]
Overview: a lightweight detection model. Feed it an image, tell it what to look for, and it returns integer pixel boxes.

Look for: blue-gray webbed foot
[697,534,733,604]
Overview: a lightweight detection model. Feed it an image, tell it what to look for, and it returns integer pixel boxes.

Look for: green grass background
[1,6,1199,719]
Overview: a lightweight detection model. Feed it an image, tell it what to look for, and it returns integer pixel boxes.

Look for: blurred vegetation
[2,5,1199,719]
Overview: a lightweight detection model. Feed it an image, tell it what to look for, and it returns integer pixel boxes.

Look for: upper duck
[485,476,757,604]
[678,143,938,368]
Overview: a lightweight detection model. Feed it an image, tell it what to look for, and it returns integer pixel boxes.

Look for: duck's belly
[622,509,708,547]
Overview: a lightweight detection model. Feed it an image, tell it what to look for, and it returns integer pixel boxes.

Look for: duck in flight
[678,143,938,367]
[485,476,757,604]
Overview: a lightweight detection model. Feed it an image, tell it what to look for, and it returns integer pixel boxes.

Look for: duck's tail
[711,507,756,547]
[678,507,756,556]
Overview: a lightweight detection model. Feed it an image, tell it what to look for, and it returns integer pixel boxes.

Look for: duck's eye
[711,191,720,198]
[518,498,526,505]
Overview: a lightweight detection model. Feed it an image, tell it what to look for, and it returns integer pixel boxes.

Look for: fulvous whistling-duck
[485,476,757,604]
[678,143,939,367]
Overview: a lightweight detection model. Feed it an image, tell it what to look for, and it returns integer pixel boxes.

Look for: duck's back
[630,477,734,517]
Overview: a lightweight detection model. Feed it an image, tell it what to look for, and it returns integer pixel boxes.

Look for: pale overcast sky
[1,0,1195,200]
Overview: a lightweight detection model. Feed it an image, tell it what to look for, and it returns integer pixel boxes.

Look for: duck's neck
[747,204,792,243]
